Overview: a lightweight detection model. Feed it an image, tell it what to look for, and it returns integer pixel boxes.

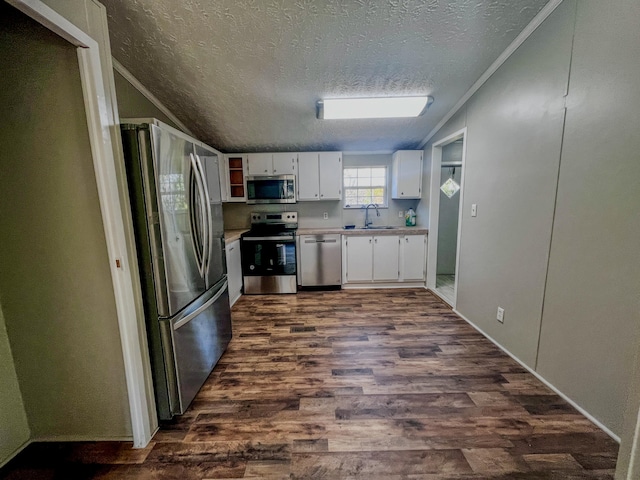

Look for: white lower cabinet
[225,239,242,306]
[400,234,427,281]
[343,233,427,285]
[373,235,400,281]
[344,236,373,282]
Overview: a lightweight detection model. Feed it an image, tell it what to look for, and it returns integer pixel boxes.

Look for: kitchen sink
[364,226,397,230]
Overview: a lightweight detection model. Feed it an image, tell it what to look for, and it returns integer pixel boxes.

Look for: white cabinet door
[247,153,272,176]
[319,152,342,200]
[392,150,423,199]
[373,235,400,281]
[297,152,320,200]
[272,153,297,175]
[401,234,427,281]
[345,236,373,282]
[226,239,242,306]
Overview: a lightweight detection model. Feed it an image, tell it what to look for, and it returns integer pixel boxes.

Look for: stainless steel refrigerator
[121,119,232,420]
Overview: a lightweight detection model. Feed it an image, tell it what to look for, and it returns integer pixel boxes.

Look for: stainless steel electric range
[240,212,298,294]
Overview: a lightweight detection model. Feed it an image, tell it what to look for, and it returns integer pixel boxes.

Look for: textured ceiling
[102,0,549,153]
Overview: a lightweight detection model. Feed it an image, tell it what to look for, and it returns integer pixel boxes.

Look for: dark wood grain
[1,289,618,479]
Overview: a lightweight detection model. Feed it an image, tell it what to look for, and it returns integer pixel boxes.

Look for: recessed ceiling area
[101,0,550,153]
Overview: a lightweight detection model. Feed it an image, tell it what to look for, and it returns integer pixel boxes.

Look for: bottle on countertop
[405,208,416,227]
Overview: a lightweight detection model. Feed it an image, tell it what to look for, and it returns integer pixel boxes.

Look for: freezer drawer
[297,234,342,286]
[161,277,232,417]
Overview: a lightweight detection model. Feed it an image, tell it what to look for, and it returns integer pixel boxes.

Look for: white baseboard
[34,435,134,443]
[229,291,241,307]
[342,282,426,289]
[451,306,620,443]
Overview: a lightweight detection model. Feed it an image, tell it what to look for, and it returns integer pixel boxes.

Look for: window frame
[342,165,389,209]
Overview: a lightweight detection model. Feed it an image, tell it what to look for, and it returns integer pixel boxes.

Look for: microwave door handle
[189,153,206,277]
[194,154,212,276]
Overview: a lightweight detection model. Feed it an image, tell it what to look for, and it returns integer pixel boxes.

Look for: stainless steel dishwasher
[296,234,342,287]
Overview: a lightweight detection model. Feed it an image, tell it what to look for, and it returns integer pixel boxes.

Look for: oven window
[242,240,296,276]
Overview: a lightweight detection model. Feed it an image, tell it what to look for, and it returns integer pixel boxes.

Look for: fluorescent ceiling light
[317,96,433,120]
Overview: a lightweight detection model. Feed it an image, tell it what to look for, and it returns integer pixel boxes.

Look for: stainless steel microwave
[246,175,296,204]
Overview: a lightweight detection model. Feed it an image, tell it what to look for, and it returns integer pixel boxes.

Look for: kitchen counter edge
[224,229,249,244]
[297,227,428,236]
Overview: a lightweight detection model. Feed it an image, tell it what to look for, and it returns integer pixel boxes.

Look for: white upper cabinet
[391,150,423,199]
[247,153,297,176]
[297,151,342,201]
[224,154,247,202]
[246,153,273,175]
[272,153,297,175]
[318,152,342,200]
[297,152,320,200]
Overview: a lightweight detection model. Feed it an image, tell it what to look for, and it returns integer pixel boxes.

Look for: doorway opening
[427,128,467,307]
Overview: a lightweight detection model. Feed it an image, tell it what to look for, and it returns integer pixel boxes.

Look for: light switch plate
[497,307,504,323]
[398,210,404,218]
[323,212,328,220]
[471,204,477,217]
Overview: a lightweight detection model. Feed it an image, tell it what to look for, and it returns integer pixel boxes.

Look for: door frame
[426,127,467,308]
[7,0,155,447]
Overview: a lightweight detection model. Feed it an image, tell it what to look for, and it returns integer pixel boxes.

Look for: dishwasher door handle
[304,239,337,244]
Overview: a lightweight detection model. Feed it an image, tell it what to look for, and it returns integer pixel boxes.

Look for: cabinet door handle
[320,194,324,197]
[406,237,408,242]
[229,246,234,251]
[369,239,372,244]
[374,238,377,243]
[315,194,318,197]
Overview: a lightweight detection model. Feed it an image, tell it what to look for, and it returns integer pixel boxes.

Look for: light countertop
[297,227,428,236]
[224,229,248,243]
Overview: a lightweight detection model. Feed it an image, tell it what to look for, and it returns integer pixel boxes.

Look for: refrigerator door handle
[173,279,228,330]
[189,153,207,277]
[194,153,213,277]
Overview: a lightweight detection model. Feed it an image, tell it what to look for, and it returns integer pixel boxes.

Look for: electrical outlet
[497,307,505,323]
[471,204,477,217]
[399,210,404,218]
[323,212,328,220]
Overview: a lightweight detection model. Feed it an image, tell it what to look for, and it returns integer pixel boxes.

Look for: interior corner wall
[425,0,640,437]
[0,304,29,465]
[0,3,131,440]
[535,0,640,435]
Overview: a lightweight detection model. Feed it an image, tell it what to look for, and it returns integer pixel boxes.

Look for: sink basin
[364,226,397,230]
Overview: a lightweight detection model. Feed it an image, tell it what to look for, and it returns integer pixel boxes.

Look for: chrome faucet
[364,203,380,228]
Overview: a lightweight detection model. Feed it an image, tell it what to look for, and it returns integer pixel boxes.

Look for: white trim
[450,304,620,443]
[343,150,395,155]
[112,59,194,136]
[418,0,564,148]
[341,283,425,289]
[426,128,467,309]
[7,0,155,448]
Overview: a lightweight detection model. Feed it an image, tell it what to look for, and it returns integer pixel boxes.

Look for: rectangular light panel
[318,96,433,119]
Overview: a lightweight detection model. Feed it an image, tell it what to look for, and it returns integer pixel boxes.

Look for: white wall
[534,0,640,435]
[0,1,131,447]
[424,0,640,436]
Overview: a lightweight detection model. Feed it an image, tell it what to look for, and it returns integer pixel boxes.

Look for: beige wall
[0,2,131,445]
[424,0,640,436]
[113,69,181,128]
[0,305,29,465]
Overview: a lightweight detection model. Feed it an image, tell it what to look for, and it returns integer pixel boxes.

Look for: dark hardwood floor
[1,289,618,479]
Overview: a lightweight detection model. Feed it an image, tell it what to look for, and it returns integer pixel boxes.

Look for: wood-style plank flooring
[1,289,618,479]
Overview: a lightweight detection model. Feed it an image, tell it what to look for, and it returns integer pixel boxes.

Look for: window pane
[343,166,387,208]
[357,177,372,187]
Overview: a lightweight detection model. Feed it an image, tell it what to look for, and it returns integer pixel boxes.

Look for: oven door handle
[242,236,295,242]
